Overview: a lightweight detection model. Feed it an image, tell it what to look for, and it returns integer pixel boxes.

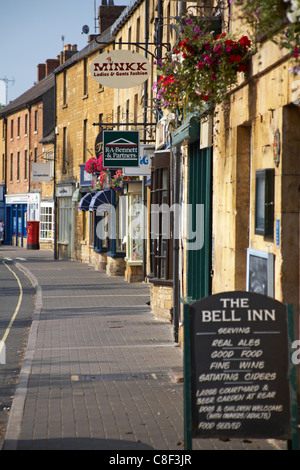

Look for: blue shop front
[4,193,40,247]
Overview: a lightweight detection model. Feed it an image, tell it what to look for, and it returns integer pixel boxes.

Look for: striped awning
[78,192,95,211]
[89,189,112,211]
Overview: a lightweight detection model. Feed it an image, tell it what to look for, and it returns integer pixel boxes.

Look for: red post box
[27,221,40,250]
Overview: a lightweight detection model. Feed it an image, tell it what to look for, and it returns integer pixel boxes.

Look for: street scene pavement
[0,247,287,452]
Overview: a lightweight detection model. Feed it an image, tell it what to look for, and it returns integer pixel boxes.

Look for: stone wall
[106,256,126,276]
[150,284,173,322]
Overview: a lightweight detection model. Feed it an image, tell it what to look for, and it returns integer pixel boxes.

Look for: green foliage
[233,0,300,72]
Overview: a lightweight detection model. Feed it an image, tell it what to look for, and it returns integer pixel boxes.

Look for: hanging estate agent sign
[188,291,292,440]
[90,50,151,89]
[103,131,139,168]
[31,162,52,182]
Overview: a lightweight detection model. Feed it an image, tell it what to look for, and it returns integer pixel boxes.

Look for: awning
[72,188,81,202]
[89,189,112,212]
[78,192,95,211]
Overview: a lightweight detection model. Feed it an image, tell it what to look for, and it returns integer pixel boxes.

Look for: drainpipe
[157,0,163,62]
[142,0,149,281]
[173,142,180,343]
[172,3,186,343]
[3,116,7,189]
[27,104,31,194]
[3,116,7,237]
[53,74,58,260]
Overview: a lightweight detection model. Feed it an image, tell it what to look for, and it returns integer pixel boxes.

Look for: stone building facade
[0,71,56,248]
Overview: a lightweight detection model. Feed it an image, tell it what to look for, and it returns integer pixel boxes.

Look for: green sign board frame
[182,292,299,450]
[103,130,139,168]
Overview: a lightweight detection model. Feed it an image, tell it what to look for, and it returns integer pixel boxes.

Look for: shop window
[58,197,72,243]
[40,204,54,240]
[127,192,143,262]
[150,151,173,281]
[255,169,274,237]
[94,211,108,252]
[89,210,94,247]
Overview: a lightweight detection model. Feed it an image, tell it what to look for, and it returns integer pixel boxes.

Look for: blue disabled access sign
[103,131,139,168]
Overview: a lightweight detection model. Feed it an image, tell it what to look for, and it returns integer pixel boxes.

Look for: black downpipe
[53,73,57,260]
[173,144,180,343]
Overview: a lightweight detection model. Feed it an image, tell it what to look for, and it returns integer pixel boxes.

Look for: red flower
[228,55,236,64]
[238,63,248,72]
[216,33,226,40]
[201,94,209,101]
[228,54,243,63]
[239,36,251,48]
[225,39,235,46]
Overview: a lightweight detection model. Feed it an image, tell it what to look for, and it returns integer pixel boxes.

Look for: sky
[0,0,130,106]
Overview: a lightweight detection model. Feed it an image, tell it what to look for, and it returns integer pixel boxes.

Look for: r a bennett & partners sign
[90,50,151,89]
[103,131,139,168]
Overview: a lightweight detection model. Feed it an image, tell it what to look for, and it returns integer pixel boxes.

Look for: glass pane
[162,169,168,189]
[161,239,167,257]
[256,177,265,231]
[161,190,168,204]
[160,259,166,279]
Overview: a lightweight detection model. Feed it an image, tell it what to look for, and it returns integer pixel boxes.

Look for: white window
[58,197,72,243]
[40,203,54,240]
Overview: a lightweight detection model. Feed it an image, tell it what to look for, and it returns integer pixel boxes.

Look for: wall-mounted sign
[246,248,274,297]
[90,50,151,89]
[55,185,73,197]
[103,131,139,168]
[31,162,52,182]
[155,117,167,150]
[5,194,29,204]
[124,145,154,176]
[79,164,92,187]
[95,131,103,158]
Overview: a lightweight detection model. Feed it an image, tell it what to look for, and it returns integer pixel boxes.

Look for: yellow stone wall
[212,32,300,325]
[55,45,115,260]
[0,118,5,184]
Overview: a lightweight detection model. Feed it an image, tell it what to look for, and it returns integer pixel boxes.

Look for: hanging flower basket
[84,154,105,174]
[93,169,138,193]
[153,15,253,117]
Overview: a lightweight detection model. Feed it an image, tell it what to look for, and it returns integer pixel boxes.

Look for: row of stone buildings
[0,0,299,375]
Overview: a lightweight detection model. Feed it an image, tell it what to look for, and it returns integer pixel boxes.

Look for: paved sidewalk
[1,247,286,451]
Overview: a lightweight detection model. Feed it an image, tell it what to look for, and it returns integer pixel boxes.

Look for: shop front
[4,193,41,247]
[56,183,75,259]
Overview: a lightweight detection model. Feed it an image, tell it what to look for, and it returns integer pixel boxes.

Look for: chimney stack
[46,59,60,75]
[60,44,78,64]
[37,63,46,82]
[98,1,126,34]
[37,59,60,82]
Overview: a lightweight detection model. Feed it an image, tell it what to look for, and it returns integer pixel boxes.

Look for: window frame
[150,151,173,282]
[255,169,274,237]
[40,203,54,241]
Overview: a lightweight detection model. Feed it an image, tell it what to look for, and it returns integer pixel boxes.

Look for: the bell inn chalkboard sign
[188,291,292,440]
